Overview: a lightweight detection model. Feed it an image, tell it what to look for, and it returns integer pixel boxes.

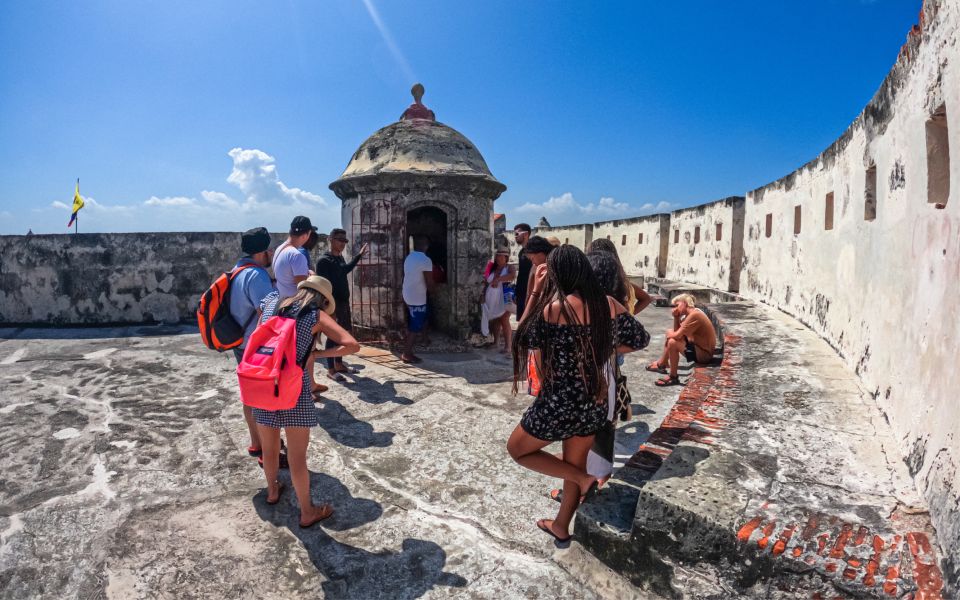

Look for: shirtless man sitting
[647,294,717,387]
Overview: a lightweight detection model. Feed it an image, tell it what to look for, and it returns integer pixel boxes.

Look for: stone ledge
[574,301,946,598]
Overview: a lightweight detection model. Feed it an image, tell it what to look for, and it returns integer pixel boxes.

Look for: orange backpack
[197,264,257,351]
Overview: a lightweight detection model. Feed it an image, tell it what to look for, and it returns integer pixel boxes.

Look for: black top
[516,249,532,300]
[315,251,362,301]
[519,312,650,442]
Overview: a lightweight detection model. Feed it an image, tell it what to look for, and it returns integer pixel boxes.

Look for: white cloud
[144,196,195,207]
[13,148,337,234]
[513,193,676,226]
[226,147,326,207]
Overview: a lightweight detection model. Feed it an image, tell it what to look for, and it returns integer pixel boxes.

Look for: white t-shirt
[402,251,433,306]
[272,241,310,299]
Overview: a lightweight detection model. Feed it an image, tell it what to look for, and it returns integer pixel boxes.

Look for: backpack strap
[278,301,320,370]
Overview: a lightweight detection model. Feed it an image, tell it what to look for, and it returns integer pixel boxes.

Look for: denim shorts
[407,304,428,332]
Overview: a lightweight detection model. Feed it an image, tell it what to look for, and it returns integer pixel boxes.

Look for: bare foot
[536,518,571,541]
[299,503,334,528]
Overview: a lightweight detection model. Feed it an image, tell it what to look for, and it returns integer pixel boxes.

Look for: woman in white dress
[481,248,516,353]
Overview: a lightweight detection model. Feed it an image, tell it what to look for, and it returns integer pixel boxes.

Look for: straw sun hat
[297,275,337,315]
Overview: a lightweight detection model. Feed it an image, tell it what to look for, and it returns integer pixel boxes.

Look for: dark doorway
[406,206,452,335]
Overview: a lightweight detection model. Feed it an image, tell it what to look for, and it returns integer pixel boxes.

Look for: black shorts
[684,340,712,364]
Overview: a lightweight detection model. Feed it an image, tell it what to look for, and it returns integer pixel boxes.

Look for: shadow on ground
[253,471,466,599]
[314,399,396,448]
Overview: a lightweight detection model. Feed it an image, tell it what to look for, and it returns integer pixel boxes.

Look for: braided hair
[587,250,628,304]
[512,245,613,402]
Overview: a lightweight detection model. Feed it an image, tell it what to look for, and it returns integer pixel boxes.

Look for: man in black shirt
[315,228,368,381]
[513,223,533,320]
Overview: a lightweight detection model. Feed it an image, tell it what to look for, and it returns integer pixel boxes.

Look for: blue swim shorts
[407,304,428,332]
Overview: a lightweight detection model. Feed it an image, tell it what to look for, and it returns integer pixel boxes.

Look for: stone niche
[329,86,506,342]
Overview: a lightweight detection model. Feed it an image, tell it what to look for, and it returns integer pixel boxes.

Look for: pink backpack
[236,315,303,410]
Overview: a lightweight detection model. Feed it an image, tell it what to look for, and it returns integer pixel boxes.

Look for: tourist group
[200,216,716,540]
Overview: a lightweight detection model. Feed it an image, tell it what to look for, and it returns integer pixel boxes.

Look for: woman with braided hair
[507,245,650,544]
[587,238,653,314]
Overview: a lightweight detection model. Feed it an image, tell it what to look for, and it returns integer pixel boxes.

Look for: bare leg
[500,313,512,353]
[284,427,331,524]
[491,316,502,348]
[402,328,414,360]
[256,424,282,499]
[666,338,684,377]
[550,435,594,537]
[653,329,675,368]
[506,425,595,492]
[243,405,261,449]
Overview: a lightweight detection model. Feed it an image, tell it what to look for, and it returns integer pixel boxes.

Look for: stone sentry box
[329,85,506,342]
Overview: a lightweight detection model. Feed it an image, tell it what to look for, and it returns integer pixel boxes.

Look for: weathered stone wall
[0,231,326,325]
[514,2,959,583]
[591,215,669,278]
[665,197,745,292]
[535,223,593,251]
[738,2,959,586]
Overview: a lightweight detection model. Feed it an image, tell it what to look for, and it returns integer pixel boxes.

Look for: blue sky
[0,0,922,234]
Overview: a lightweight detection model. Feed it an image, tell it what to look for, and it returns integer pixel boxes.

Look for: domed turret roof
[330,85,505,198]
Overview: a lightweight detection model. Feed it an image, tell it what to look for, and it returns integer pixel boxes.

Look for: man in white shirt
[272,215,316,299]
[401,235,434,363]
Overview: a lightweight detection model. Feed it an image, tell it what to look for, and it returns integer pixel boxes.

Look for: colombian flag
[67,180,84,228]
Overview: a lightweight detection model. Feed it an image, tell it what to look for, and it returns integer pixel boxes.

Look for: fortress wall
[665,197,745,292]
[0,231,325,325]
[535,223,593,251]
[590,215,669,278]
[739,0,959,584]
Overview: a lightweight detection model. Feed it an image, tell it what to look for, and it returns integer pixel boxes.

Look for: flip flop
[312,384,329,395]
[299,504,334,528]
[655,376,683,387]
[247,446,263,457]
[400,355,422,364]
[536,519,572,544]
[266,483,285,505]
[327,372,346,382]
[645,363,667,374]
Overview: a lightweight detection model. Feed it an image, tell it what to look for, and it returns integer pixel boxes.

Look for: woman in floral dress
[508,245,649,544]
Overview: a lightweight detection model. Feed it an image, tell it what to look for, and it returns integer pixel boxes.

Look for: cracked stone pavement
[0,309,681,599]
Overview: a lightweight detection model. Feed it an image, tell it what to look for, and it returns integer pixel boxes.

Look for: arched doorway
[406,206,453,335]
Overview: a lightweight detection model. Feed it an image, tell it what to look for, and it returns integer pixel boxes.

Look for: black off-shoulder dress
[520,313,649,441]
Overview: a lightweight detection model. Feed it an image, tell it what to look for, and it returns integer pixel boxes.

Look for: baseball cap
[290,216,318,235]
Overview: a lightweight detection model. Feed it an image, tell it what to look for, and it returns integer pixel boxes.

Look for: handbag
[614,359,632,421]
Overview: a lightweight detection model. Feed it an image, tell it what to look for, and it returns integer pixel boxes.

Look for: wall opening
[606,234,611,240]
[621,234,627,246]
[565,237,569,244]
[716,223,722,242]
[765,213,772,238]
[824,192,834,230]
[926,104,950,208]
[794,205,802,235]
[406,206,450,333]
[674,229,679,244]
[694,226,701,244]
[865,164,878,221]
[638,233,643,244]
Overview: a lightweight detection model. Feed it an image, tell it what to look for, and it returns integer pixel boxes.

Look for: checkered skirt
[252,295,319,429]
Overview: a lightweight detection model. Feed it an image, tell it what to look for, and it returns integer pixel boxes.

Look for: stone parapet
[575,301,945,598]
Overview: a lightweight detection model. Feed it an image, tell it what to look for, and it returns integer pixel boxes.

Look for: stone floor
[0,308,681,600]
